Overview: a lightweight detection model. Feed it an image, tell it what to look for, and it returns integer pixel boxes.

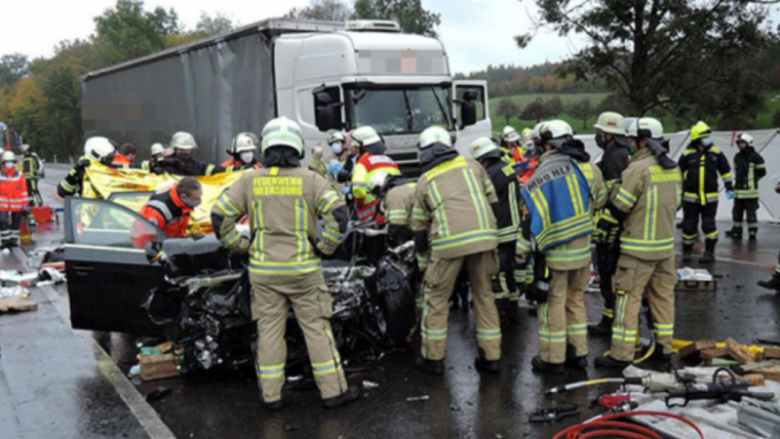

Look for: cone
[20,215,32,244]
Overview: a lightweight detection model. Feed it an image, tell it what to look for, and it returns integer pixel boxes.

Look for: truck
[0,121,23,152]
[81,18,491,170]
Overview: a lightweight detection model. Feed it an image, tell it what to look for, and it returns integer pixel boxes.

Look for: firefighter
[679,121,734,263]
[351,126,401,224]
[595,118,681,368]
[138,177,201,237]
[500,126,523,164]
[469,136,522,322]
[153,132,224,176]
[222,132,261,171]
[310,131,348,178]
[412,126,502,376]
[589,112,632,337]
[57,137,117,198]
[211,117,359,410]
[0,151,27,249]
[516,120,604,374]
[726,133,765,240]
[141,143,167,172]
[20,144,43,207]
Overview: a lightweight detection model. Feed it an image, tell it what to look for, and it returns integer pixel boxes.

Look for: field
[487,91,780,135]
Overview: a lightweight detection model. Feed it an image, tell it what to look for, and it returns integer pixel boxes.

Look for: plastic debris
[362,380,379,389]
[406,395,430,402]
[128,364,141,378]
[0,286,29,299]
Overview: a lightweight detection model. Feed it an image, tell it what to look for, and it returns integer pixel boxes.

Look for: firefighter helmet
[469,137,501,160]
[419,126,452,149]
[84,137,116,160]
[690,121,712,141]
[171,132,197,150]
[502,126,520,143]
[594,112,626,136]
[736,133,754,147]
[327,130,347,145]
[539,120,574,149]
[150,143,166,156]
[232,132,259,153]
[351,126,383,150]
[1,150,16,162]
[261,117,304,156]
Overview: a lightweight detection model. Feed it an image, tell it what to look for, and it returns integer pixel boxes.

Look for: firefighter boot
[531,356,565,375]
[322,384,361,409]
[749,229,758,241]
[757,274,780,293]
[699,240,716,264]
[474,348,500,374]
[682,244,693,263]
[725,227,742,239]
[415,357,444,376]
[565,344,587,370]
[588,315,613,337]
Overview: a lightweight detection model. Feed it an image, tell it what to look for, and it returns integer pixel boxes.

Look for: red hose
[552,410,705,439]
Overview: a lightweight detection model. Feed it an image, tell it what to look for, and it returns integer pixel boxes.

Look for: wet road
[2,166,780,439]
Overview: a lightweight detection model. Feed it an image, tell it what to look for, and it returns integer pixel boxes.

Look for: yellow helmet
[690,121,712,141]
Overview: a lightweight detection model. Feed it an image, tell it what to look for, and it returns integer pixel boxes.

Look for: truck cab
[274,20,490,170]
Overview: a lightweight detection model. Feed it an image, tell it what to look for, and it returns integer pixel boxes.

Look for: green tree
[0,54,29,90]
[496,98,520,125]
[352,0,441,37]
[518,0,777,119]
[520,98,550,123]
[195,12,235,35]
[39,66,83,159]
[544,95,563,117]
[568,98,593,130]
[93,0,181,66]
[287,0,353,21]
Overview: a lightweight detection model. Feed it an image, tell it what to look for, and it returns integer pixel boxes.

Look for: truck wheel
[377,263,416,346]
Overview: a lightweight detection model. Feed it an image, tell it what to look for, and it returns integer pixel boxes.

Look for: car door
[64,196,168,335]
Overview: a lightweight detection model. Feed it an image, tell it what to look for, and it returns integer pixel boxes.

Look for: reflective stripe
[295,199,309,262]
[699,155,706,205]
[431,229,497,250]
[387,209,408,222]
[253,200,265,262]
[705,230,718,239]
[476,327,501,341]
[258,363,285,379]
[429,181,449,237]
[645,185,658,240]
[423,156,467,180]
[616,187,637,208]
[311,359,342,376]
[417,254,429,270]
[546,245,590,262]
[323,226,343,244]
[464,168,489,230]
[621,237,675,252]
[653,323,674,337]
[249,259,321,275]
[412,207,430,222]
[318,191,340,213]
[516,236,531,253]
[220,228,242,247]
[147,200,174,221]
[567,323,587,335]
[217,194,240,217]
[421,326,447,340]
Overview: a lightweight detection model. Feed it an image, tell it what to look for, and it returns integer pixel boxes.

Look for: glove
[328,160,344,177]
[341,186,351,195]
[595,219,616,245]
[726,190,735,200]
[76,159,90,171]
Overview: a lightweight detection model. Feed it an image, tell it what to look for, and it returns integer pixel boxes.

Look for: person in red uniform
[221,132,262,171]
[350,126,401,225]
[133,177,202,248]
[0,151,28,249]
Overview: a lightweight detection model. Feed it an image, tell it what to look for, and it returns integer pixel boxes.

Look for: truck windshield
[347,86,452,135]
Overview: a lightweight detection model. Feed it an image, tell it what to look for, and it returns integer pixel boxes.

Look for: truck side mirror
[458,90,478,127]
[313,87,343,132]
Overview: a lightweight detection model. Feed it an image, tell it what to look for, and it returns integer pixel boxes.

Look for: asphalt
[1,165,779,439]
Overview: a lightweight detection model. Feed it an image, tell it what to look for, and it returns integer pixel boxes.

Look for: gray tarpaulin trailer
[82,18,491,166]
[81,19,343,164]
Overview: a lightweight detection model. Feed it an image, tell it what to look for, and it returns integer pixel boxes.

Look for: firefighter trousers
[682,202,718,246]
[0,211,22,246]
[609,254,676,362]
[595,243,619,321]
[250,272,348,403]
[26,178,42,207]
[538,266,590,364]
[732,198,759,234]
[421,250,502,361]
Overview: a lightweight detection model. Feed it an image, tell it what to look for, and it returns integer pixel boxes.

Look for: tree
[287,0,353,21]
[496,98,520,125]
[0,54,29,90]
[520,98,550,123]
[544,96,563,117]
[568,98,593,130]
[195,12,235,35]
[518,1,777,119]
[93,0,181,66]
[352,0,441,37]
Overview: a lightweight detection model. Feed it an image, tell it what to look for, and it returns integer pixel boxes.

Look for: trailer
[81,18,491,169]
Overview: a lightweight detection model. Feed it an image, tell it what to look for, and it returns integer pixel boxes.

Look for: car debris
[406,395,430,402]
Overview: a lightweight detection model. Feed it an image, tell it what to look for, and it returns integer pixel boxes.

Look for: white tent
[579,129,780,222]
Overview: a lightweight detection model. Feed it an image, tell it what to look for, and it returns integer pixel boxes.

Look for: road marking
[12,248,176,439]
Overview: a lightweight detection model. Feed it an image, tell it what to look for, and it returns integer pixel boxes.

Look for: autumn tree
[496,98,520,125]
[568,98,593,130]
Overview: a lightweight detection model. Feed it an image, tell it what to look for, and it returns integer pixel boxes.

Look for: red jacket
[112,154,132,166]
[132,185,193,248]
[0,167,28,212]
[221,157,261,171]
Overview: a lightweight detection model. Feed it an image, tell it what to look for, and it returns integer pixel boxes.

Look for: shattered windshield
[347,86,452,135]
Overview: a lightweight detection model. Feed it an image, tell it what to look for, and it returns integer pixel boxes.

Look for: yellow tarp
[82,161,246,234]
[673,339,766,356]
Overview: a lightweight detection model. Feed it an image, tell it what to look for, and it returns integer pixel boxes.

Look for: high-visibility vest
[351,153,400,224]
[0,167,28,212]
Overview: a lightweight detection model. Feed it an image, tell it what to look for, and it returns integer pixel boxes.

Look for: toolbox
[675,279,717,292]
[31,206,53,224]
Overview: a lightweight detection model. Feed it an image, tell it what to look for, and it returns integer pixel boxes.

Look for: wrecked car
[63,194,418,376]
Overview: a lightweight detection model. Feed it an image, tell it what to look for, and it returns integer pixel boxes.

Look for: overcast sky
[0,0,576,74]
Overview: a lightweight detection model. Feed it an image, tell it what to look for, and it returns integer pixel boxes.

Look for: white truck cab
[274,20,491,169]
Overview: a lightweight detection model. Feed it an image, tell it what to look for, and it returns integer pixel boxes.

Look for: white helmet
[84,136,116,160]
[261,117,304,156]
[1,151,16,162]
[232,132,259,153]
[327,131,347,145]
[539,120,574,149]
[469,137,501,160]
[20,144,30,153]
[736,133,754,147]
[368,171,392,194]
[171,132,197,150]
[594,112,626,136]
[351,126,382,150]
[419,126,452,149]
[502,126,520,143]
[627,117,665,150]
[150,143,165,156]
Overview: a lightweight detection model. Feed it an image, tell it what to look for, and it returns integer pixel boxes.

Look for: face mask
[595,132,606,149]
[3,162,14,169]
[240,151,254,164]
[330,143,343,155]
[176,150,191,158]
[183,197,201,208]
[700,138,713,148]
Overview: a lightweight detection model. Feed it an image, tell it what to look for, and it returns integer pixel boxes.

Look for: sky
[0,0,574,75]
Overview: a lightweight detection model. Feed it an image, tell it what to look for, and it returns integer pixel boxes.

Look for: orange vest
[132,185,193,248]
[0,167,27,212]
[112,154,131,166]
